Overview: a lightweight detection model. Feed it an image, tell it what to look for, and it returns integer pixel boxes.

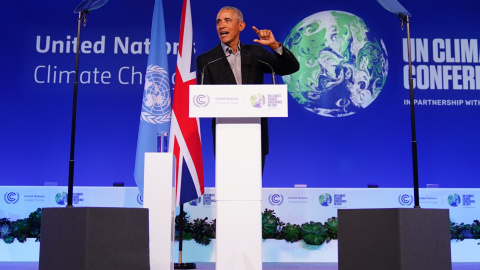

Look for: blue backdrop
[1,0,479,189]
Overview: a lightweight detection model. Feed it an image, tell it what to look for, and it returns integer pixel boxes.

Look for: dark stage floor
[1,262,480,270]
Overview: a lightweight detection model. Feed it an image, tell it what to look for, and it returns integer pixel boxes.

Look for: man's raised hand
[252,26,280,50]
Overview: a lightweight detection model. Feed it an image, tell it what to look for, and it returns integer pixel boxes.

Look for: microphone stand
[257,59,276,84]
[67,10,89,207]
[398,13,420,208]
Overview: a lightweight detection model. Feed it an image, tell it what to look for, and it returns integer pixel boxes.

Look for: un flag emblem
[141,65,171,124]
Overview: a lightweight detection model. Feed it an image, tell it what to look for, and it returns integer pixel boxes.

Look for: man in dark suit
[196,6,299,172]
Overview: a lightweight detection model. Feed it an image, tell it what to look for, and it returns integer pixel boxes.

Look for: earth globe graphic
[448,194,461,207]
[282,11,388,117]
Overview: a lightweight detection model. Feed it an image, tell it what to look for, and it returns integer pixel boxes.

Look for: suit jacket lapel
[213,43,237,84]
[240,43,253,84]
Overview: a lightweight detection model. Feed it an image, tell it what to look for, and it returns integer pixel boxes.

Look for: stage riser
[338,208,452,270]
[39,207,149,270]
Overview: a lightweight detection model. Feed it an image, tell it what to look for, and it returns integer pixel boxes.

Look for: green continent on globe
[282,11,388,117]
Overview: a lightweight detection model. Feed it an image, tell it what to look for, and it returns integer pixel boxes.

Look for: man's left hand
[252,26,280,50]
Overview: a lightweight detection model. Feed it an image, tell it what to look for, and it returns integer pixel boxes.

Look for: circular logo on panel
[193,94,210,107]
[4,192,20,204]
[319,193,332,207]
[268,194,284,206]
[55,192,68,205]
[448,194,461,207]
[188,197,202,206]
[398,194,413,206]
[250,94,266,108]
[137,193,144,205]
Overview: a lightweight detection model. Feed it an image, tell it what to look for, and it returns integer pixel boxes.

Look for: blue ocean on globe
[283,11,389,117]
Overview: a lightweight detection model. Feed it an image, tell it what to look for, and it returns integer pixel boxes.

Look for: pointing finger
[252,26,260,34]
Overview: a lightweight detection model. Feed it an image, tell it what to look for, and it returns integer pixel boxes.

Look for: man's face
[216,9,245,47]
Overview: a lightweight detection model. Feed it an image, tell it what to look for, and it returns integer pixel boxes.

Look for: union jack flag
[170,0,205,206]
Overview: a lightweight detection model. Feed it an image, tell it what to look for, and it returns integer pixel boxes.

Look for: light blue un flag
[134,0,171,196]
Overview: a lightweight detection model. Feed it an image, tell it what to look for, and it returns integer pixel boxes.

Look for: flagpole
[178,204,184,263]
[175,204,196,269]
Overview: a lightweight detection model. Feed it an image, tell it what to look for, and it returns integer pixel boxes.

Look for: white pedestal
[189,84,288,270]
[216,201,262,270]
[216,118,262,201]
[215,118,262,270]
[144,153,176,270]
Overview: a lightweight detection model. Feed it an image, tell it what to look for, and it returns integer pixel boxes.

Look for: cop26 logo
[251,94,266,108]
[55,192,68,205]
[448,194,461,207]
[189,197,202,206]
[319,193,332,207]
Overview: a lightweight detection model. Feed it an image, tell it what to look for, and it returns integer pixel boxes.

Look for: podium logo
[268,194,284,206]
[319,193,332,207]
[193,94,210,107]
[448,193,461,207]
[4,192,20,204]
[398,194,413,206]
[251,94,266,108]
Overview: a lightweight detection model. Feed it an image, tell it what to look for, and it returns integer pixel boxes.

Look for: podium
[143,152,176,270]
[190,84,288,270]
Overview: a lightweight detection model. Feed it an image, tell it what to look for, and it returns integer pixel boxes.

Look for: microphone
[256,59,276,85]
[200,56,225,85]
[244,50,276,84]
[226,47,233,57]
